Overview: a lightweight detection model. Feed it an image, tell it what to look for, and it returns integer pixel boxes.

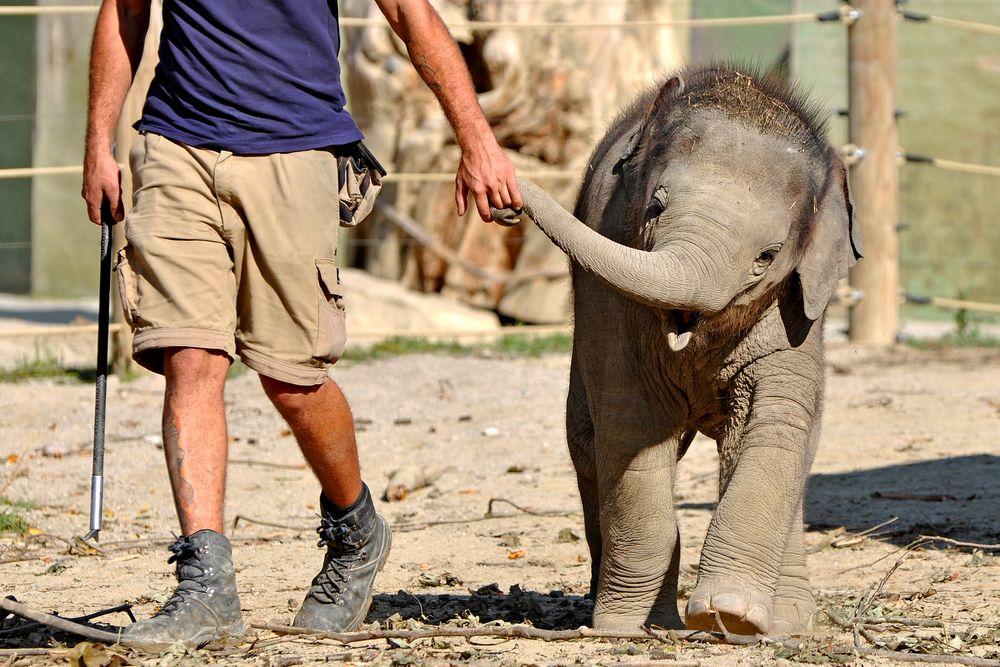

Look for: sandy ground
[1,337,999,665]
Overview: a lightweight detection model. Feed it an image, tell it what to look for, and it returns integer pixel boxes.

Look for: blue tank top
[137,0,363,154]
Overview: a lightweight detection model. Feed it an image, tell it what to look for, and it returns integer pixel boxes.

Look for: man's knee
[260,374,321,410]
[164,347,231,387]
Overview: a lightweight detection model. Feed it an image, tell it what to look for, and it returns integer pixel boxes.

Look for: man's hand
[455,141,522,222]
[81,0,151,225]
[82,149,124,225]
[375,0,522,223]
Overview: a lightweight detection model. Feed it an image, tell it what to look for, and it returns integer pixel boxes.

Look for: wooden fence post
[847,0,900,344]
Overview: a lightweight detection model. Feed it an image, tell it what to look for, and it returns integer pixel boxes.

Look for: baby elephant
[495,64,861,635]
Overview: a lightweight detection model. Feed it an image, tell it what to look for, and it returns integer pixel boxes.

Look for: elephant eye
[752,246,781,276]
[644,187,668,220]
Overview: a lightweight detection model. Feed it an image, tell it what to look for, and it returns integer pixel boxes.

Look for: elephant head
[495,68,862,350]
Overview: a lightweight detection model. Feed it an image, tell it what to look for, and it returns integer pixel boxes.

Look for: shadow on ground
[368,584,592,630]
[805,454,1000,546]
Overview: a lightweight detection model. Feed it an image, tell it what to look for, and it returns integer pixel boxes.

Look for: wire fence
[2,1,999,332]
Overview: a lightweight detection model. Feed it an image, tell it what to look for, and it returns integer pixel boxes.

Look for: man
[81,0,522,644]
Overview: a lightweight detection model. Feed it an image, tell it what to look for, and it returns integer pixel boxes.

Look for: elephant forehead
[663,112,816,197]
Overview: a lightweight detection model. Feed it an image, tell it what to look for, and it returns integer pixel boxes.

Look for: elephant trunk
[510,179,733,315]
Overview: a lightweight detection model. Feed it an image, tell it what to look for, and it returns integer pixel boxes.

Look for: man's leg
[162,347,231,533]
[260,374,391,632]
[259,376,361,507]
[123,347,245,644]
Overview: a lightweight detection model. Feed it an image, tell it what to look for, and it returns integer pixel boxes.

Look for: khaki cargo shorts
[116,132,346,386]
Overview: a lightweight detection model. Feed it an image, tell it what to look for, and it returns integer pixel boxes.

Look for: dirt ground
[1,338,999,666]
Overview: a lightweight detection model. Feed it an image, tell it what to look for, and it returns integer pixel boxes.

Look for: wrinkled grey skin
[494,65,862,635]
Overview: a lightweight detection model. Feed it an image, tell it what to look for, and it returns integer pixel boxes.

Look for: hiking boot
[122,529,245,645]
[292,485,391,632]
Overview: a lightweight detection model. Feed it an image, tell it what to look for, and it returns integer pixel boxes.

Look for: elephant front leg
[593,446,683,631]
[772,501,815,635]
[686,376,819,635]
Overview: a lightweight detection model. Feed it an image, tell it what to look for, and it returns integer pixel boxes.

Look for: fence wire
[900,9,1000,36]
[903,154,1000,178]
[0,4,851,28]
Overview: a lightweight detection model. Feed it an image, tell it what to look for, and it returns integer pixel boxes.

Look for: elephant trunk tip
[490,205,527,228]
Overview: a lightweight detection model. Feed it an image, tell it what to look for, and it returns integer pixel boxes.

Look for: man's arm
[373,0,522,221]
[81,0,151,225]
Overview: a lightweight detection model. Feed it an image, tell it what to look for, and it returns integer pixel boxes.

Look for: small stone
[481,426,500,437]
[143,434,162,446]
[41,443,67,458]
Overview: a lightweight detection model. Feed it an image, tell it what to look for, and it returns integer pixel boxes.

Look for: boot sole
[122,617,246,647]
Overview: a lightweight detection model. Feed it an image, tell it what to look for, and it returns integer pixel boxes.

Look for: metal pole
[83,208,114,542]
[847,0,900,344]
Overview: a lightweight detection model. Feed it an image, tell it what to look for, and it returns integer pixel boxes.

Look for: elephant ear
[612,75,685,176]
[797,147,863,321]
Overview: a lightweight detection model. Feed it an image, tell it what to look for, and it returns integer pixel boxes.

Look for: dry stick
[0,597,142,647]
[918,536,1000,551]
[842,629,997,667]
[860,618,950,629]
[231,515,312,534]
[854,647,1000,667]
[0,648,70,657]
[712,610,736,645]
[840,535,933,574]
[845,544,1000,667]
[855,541,918,619]
[829,516,899,548]
[232,497,580,536]
[0,602,135,638]
[228,458,307,471]
[250,622,799,649]
[485,497,578,518]
[846,533,1000,576]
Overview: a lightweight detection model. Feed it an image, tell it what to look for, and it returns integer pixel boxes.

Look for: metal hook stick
[82,200,115,543]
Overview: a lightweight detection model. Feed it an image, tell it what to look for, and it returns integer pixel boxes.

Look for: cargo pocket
[114,246,139,328]
[313,258,347,362]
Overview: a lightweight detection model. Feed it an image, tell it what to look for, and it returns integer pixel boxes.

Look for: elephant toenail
[687,599,709,616]
[746,606,770,630]
[711,594,742,612]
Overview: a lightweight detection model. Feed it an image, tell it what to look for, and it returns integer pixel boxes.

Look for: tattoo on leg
[164,415,195,509]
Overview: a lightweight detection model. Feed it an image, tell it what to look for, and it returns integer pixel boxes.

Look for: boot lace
[308,519,364,603]
[155,535,211,616]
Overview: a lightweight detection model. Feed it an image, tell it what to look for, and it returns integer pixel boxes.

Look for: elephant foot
[684,577,773,636]
[771,581,815,636]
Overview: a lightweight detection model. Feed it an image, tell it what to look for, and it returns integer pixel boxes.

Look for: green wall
[30,7,97,296]
[0,2,36,294]
[894,1,1000,306]
[697,0,1000,307]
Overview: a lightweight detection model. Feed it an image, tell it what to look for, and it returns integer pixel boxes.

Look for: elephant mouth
[667,310,701,352]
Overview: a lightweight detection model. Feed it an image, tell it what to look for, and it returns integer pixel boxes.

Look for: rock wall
[338,0,688,323]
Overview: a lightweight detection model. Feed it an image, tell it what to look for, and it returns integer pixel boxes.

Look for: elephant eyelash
[645,187,668,220]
